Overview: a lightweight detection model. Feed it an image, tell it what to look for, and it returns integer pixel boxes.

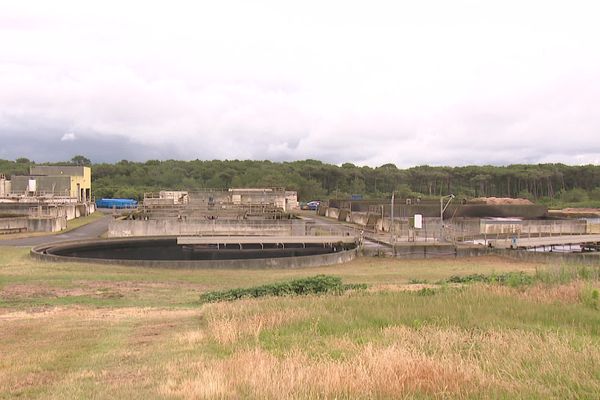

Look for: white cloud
[61,132,76,141]
[1,0,600,166]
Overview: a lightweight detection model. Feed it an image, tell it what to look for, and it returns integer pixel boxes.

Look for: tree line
[1,157,600,205]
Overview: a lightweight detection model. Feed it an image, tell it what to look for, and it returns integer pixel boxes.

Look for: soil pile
[469,197,534,205]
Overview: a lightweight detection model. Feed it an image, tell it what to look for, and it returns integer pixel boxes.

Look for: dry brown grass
[380,325,600,397]
[483,280,600,304]
[156,313,600,399]
[160,345,488,399]
[161,325,599,399]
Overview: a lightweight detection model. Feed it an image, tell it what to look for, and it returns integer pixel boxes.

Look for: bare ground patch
[368,283,464,292]
[0,305,199,322]
[0,280,209,301]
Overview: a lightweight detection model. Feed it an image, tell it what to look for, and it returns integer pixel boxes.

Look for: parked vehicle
[305,200,320,210]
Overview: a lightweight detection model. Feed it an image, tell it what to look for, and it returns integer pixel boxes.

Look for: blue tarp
[95,198,138,209]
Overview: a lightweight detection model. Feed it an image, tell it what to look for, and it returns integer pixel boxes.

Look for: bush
[560,188,589,203]
[517,190,534,201]
[200,275,367,303]
[590,187,600,201]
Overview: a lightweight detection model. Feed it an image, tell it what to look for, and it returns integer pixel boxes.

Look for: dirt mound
[557,208,600,214]
[469,197,534,205]
[548,208,600,218]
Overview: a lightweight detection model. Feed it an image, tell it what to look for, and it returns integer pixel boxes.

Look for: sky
[1,0,599,167]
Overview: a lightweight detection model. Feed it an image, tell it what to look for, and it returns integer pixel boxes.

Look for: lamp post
[440,194,455,242]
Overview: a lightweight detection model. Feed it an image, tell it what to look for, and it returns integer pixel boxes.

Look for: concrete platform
[177,235,357,245]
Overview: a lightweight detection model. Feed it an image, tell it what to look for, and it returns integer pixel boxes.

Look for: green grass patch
[200,275,367,303]
[535,263,600,284]
[64,211,105,231]
[445,271,534,287]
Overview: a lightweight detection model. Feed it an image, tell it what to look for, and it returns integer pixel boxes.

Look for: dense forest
[2,156,600,206]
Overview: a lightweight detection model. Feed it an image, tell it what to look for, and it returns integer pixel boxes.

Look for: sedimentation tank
[31,236,359,269]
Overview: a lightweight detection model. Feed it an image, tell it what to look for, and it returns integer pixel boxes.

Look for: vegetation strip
[200,275,367,303]
[3,158,600,204]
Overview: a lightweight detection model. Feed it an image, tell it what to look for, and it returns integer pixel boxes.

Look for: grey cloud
[1,1,600,167]
[0,128,177,163]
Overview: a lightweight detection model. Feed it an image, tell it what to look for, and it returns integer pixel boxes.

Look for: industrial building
[139,188,298,220]
[320,197,600,241]
[109,188,301,237]
[0,166,94,234]
[10,166,92,202]
[0,174,11,197]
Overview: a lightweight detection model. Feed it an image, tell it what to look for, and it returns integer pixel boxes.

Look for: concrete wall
[285,191,299,211]
[362,241,600,263]
[588,222,600,234]
[11,176,71,195]
[481,220,587,235]
[325,207,340,220]
[0,202,78,221]
[329,201,547,219]
[0,216,28,233]
[27,216,66,232]
[184,189,287,208]
[349,212,369,226]
[0,178,10,197]
[109,219,307,238]
[493,248,600,266]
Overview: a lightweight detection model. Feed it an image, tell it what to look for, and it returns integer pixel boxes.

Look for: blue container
[95,198,138,209]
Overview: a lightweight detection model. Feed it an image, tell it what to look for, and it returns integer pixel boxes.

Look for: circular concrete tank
[31,237,358,269]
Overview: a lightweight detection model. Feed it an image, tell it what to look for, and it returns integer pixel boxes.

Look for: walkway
[0,215,111,247]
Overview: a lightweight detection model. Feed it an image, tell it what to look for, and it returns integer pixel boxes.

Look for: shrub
[200,275,367,303]
[446,274,488,284]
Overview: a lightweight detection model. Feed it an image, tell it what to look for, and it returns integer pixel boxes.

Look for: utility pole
[390,191,395,245]
[440,194,455,242]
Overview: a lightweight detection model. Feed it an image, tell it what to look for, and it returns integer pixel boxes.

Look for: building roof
[30,166,89,177]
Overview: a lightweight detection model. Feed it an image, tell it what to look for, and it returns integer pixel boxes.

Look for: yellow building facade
[27,166,92,201]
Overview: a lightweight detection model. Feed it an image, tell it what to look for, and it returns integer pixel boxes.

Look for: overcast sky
[1,1,599,167]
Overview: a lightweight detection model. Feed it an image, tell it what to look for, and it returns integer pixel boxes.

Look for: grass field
[1,247,599,399]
